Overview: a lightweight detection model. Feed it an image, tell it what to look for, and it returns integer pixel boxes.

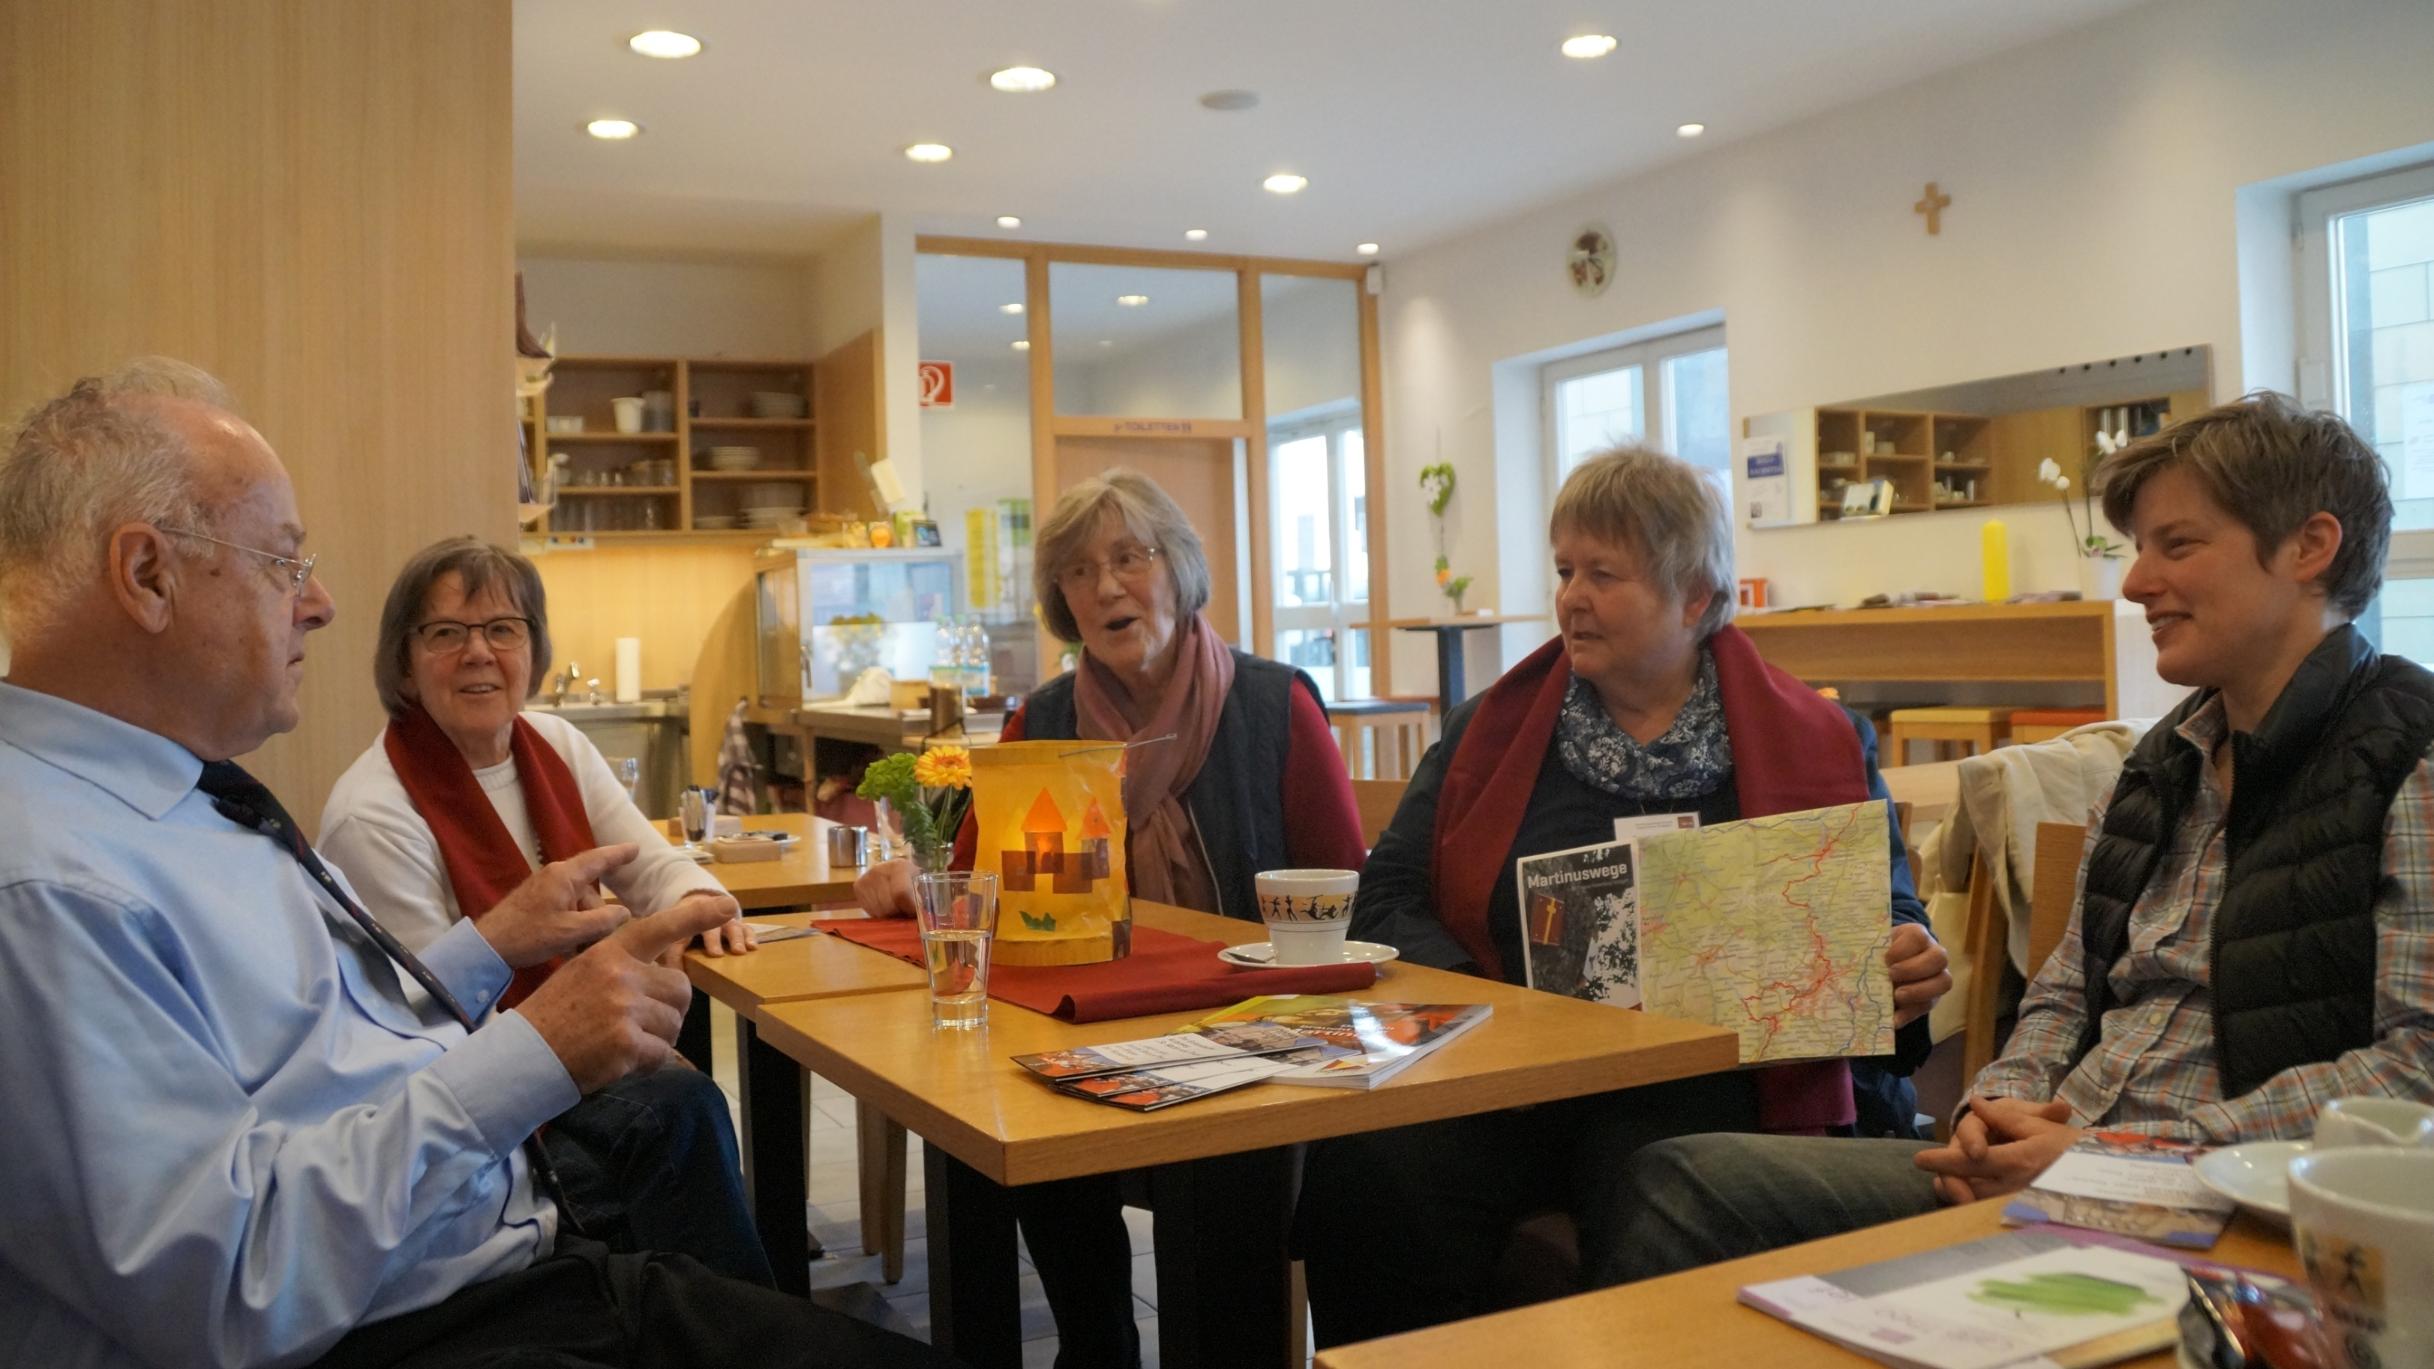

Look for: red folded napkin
[811,918,1378,1023]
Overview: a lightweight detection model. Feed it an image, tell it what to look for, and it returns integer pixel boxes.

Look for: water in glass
[915,871,998,1030]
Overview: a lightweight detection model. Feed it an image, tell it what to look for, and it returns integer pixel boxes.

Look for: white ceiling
[514,0,2152,263]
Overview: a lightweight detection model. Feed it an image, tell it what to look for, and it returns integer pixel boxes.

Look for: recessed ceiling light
[904,142,954,163]
[1098,340,1114,347]
[1116,294,1149,307]
[1676,121,1707,138]
[1262,172,1308,195]
[999,302,1024,315]
[1184,228,1209,241]
[1561,33,1617,59]
[628,30,701,59]
[1011,339,1031,351]
[995,215,1022,229]
[988,65,1057,93]
[585,118,641,140]
[1356,242,1380,256]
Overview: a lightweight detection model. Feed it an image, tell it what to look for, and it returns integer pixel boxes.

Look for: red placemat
[811,918,1377,1023]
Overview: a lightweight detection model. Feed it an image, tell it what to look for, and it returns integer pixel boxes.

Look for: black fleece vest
[1022,651,1312,923]
[2075,626,2434,1099]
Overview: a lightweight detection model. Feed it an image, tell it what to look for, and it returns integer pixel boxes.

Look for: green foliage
[855,753,941,856]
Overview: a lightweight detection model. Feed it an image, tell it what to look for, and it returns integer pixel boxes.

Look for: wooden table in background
[1736,600,2182,720]
[686,811,861,911]
[1386,613,1549,716]
[753,901,1739,1369]
[1313,1200,2302,1368]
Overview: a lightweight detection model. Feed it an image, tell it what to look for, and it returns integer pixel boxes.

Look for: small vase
[2077,554,2124,601]
[909,843,954,876]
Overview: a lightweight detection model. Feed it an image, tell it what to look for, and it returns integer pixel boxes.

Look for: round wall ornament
[1567,224,1616,298]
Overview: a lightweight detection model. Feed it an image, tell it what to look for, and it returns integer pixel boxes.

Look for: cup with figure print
[1255,868,1359,965]
[2289,1147,2434,1367]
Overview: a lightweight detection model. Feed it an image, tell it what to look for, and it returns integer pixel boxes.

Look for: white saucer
[1218,940,1400,969]
[2193,1139,2308,1226]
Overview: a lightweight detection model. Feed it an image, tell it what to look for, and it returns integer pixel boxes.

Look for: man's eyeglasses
[412,617,534,655]
[157,527,318,595]
[1056,544,1162,594]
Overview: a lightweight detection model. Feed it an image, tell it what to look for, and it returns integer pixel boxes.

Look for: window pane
[1050,262,1241,417]
[2378,575,2434,665]
[1274,434,1333,607]
[1342,626,1372,701]
[2334,195,2434,531]
[1276,628,1339,700]
[1342,428,1369,605]
[1555,365,1642,473]
[1661,346,1732,473]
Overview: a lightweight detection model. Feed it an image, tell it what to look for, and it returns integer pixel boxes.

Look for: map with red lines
[1637,801,1896,1064]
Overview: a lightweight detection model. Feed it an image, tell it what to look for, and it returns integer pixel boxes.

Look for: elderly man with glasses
[0,359,950,1368]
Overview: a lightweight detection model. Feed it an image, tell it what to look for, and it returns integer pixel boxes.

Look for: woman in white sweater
[319,537,754,1001]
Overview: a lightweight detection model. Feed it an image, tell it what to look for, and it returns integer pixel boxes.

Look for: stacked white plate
[695,514,739,530]
[740,481,804,531]
[707,445,759,471]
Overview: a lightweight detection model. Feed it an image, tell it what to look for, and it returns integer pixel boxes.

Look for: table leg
[734,1013,816,1293]
[924,1146,1022,1369]
[1432,626,1467,716]
[676,990,713,1071]
[1150,1146,1299,1369]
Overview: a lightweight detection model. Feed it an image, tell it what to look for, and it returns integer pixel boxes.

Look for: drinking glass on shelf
[914,871,997,1030]
[677,785,717,856]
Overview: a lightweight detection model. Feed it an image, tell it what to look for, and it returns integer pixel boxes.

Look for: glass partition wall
[917,236,1385,694]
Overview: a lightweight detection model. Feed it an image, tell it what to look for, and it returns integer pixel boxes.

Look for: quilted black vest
[2075,625,2434,1099]
[1021,650,1313,923]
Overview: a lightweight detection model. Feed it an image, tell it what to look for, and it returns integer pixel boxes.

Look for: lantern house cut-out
[970,740,1132,965]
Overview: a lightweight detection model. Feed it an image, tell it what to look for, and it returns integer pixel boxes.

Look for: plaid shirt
[1972,694,2434,1144]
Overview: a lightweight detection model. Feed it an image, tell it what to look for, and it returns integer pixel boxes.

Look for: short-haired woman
[1298,446,1950,1346]
[854,469,1366,1367]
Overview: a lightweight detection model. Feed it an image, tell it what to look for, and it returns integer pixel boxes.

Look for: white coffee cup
[2314,1096,2434,1150]
[610,396,645,434]
[2289,1147,2434,1368]
[1254,868,1357,966]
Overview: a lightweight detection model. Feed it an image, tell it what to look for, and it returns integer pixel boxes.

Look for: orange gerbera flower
[913,744,974,790]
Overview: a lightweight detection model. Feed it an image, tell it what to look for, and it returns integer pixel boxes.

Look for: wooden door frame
[917,235,1391,694]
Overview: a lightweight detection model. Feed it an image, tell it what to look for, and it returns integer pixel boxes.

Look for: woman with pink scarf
[855,469,1363,1366]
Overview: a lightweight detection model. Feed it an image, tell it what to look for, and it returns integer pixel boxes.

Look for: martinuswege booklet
[1177,995,1492,1089]
[2000,1130,2236,1249]
[1010,1033,1304,1082]
[1049,1055,1299,1112]
[1515,838,1643,1008]
[1739,1225,2284,1369]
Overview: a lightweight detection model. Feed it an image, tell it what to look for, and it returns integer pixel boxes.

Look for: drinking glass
[914,871,997,1030]
[678,785,717,856]
[607,755,642,802]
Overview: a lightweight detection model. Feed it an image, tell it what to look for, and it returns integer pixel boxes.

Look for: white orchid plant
[2038,423,2127,560]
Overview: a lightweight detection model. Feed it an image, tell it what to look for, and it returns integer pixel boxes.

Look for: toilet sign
[918,361,955,409]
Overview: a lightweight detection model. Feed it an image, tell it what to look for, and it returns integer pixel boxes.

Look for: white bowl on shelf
[749,391,807,420]
[707,445,760,471]
[694,514,739,530]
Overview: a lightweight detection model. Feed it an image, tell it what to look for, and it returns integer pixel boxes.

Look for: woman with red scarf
[854,470,1366,1368]
[1299,447,1950,1348]
[319,537,766,1282]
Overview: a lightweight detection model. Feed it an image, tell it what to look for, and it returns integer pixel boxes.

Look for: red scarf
[1073,612,1236,913]
[1429,625,1869,1133]
[383,705,600,1010]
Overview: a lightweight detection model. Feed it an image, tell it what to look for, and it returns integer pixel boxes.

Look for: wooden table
[1386,613,1549,715]
[682,911,931,1294]
[1879,757,1963,831]
[1313,1200,2302,1368]
[1736,600,2183,720]
[753,902,1739,1368]
[689,811,861,912]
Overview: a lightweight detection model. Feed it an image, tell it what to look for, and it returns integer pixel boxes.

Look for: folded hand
[1913,1095,2079,1204]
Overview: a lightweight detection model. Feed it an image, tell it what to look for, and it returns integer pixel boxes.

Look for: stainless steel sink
[527,699,675,723]
[526,696,688,817]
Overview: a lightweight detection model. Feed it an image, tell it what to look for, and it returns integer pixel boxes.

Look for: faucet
[552,661,581,706]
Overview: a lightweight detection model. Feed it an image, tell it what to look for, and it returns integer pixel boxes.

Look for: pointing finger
[614,894,736,961]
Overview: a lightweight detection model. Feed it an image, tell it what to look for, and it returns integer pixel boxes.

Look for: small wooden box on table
[751,902,1739,1369]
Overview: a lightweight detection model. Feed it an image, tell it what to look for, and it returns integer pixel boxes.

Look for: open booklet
[2000,1130,2236,1249]
[1010,996,1491,1110]
[1740,1224,2285,1369]
[1515,800,1896,1063]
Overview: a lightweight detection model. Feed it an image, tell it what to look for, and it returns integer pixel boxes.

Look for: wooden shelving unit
[528,355,822,537]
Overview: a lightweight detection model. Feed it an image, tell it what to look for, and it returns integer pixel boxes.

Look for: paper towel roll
[614,637,642,703]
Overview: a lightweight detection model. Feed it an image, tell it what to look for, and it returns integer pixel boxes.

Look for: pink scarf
[1074,611,1235,913]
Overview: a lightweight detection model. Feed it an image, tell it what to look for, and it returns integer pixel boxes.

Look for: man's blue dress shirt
[0,683,581,1368]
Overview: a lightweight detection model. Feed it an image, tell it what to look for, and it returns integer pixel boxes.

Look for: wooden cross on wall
[1914,181,1952,235]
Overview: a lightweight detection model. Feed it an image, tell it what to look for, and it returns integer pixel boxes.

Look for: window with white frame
[1269,408,1370,701]
[2297,164,2434,659]
[1542,325,1730,500]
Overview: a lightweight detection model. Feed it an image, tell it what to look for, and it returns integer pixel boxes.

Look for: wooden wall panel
[533,544,765,698]
[0,0,515,828]
[814,330,884,519]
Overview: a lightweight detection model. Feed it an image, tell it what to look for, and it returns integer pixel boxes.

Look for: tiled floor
[706,1001,1165,1368]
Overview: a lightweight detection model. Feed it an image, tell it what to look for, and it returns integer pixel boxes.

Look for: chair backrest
[2026,821,2088,982]
[1331,697,1436,781]
[1351,778,1407,849]
[1958,850,2007,1083]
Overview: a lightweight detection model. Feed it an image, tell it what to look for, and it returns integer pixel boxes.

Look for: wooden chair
[2008,708,2107,745]
[1957,820,2087,1082]
[856,1102,909,1283]
[1331,697,1436,780]
[1885,707,2015,767]
[1352,778,1408,849]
